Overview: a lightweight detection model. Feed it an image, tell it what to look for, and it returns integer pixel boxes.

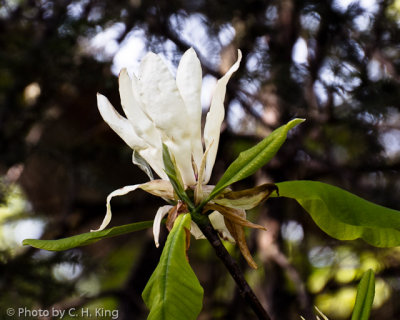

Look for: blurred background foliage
[1,0,400,319]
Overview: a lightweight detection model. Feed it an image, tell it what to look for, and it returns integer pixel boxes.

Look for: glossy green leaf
[351,269,375,320]
[142,213,203,320]
[207,119,304,201]
[22,220,154,251]
[274,180,400,247]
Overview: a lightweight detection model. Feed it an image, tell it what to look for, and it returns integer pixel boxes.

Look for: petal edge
[203,50,242,183]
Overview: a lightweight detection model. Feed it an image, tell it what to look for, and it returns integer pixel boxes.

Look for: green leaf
[162,144,194,209]
[351,269,375,320]
[207,119,304,201]
[274,180,400,247]
[142,213,203,320]
[22,220,154,251]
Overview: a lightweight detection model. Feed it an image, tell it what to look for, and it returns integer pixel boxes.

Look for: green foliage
[206,119,304,201]
[142,213,203,320]
[22,220,154,251]
[275,181,400,247]
[351,269,375,320]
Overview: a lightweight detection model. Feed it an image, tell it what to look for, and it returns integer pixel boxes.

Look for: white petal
[139,179,175,200]
[119,69,162,149]
[97,93,145,149]
[190,221,206,240]
[176,48,204,169]
[153,205,173,247]
[119,70,170,179]
[189,211,235,242]
[91,184,143,232]
[203,50,242,183]
[139,53,195,185]
[209,211,235,242]
[163,138,195,186]
[118,68,139,123]
[138,148,168,180]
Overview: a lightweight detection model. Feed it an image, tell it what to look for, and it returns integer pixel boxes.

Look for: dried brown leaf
[214,183,278,210]
[204,203,267,230]
[224,218,258,269]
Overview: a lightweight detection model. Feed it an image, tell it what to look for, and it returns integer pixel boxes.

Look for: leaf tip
[287,118,306,129]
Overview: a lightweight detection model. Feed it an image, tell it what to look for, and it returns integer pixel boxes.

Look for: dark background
[1,0,400,319]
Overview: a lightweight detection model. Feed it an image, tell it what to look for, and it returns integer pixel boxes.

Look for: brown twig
[197,220,272,320]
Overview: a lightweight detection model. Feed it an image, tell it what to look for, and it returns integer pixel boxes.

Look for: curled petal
[176,48,204,169]
[203,50,242,183]
[91,180,175,232]
[91,184,143,232]
[96,93,145,149]
[153,205,173,247]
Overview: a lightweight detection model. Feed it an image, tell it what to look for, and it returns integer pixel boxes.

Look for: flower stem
[195,216,271,320]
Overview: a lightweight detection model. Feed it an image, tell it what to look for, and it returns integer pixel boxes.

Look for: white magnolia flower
[95,48,278,268]
[95,48,241,240]
[95,48,278,270]
[97,48,241,186]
